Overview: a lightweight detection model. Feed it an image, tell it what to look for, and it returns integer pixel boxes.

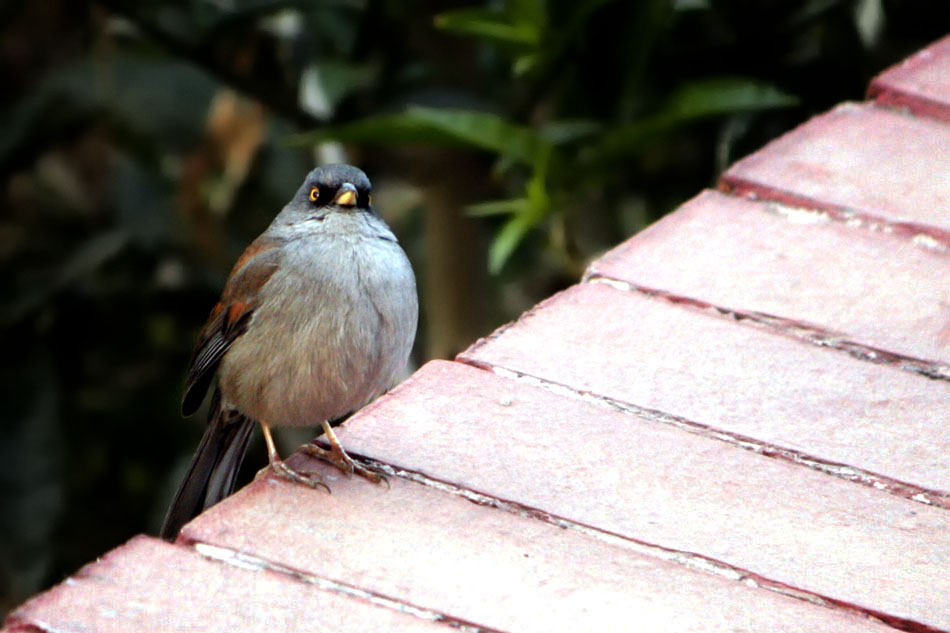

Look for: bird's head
[280,164,375,225]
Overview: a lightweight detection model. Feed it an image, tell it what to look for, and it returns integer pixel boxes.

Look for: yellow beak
[334,183,358,206]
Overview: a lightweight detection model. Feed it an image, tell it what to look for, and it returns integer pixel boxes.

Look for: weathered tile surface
[588,189,950,365]
[721,103,950,235]
[313,361,949,631]
[460,283,950,497]
[869,34,950,121]
[4,536,454,633]
[183,408,904,632]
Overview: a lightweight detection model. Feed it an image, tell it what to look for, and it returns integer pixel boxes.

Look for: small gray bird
[160,164,418,540]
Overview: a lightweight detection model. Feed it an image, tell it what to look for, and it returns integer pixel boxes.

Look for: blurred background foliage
[1,0,948,613]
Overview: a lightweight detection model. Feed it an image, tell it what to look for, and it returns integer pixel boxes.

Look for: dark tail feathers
[160,391,255,540]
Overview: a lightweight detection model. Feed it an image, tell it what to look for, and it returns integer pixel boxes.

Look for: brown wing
[181,235,283,416]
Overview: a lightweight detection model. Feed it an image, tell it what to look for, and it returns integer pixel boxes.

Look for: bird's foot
[259,422,331,492]
[300,441,387,486]
[267,458,331,493]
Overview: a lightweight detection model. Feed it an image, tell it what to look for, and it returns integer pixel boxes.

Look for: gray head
[277,164,375,224]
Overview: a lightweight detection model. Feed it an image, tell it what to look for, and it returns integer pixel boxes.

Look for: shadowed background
[1,0,947,614]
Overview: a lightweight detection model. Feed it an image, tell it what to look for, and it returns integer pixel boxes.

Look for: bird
[160,164,418,540]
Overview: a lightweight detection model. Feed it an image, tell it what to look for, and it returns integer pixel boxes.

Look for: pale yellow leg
[260,422,330,492]
[299,420,385,484]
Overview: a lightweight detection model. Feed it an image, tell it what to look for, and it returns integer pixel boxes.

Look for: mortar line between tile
[346,457,933,633]
[584,274,950,383]
[871,96,950,127]
[717,179,950,254]
[184,539,508,633]
[456,357,950,511]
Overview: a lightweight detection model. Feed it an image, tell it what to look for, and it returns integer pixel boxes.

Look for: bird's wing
[181,235,283,415]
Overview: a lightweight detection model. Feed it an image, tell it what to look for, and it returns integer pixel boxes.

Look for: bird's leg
[300,420,386,484]
[260,423,330,492]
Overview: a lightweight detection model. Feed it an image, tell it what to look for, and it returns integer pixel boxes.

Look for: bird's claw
[301,442,388,486]
[268,459,331,493]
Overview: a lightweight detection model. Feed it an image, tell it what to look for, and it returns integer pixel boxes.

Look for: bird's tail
[160,390,255,540]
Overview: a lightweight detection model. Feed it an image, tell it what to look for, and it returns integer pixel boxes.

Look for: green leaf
[405,106,548,164]
[489,211,538,274]
[513,53,540,76]
[673,0,710,9]
[509,0,546,27]
[596,77,797,160]
[663,77,798,119]
[287,113,475,148]
[540,119,602,144]
[466,198,530,217]
[487,148,552,273]
[435,8,540,46]
[290,106,549,166]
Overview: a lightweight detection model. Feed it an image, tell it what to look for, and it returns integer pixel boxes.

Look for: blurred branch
[98,0,319,128]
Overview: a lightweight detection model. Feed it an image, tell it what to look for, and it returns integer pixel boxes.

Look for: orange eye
[309,187,319,202]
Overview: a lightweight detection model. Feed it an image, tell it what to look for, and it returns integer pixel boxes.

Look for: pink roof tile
[721,103,950,240]
[869,34,950,122]
[460,284,950,500]
[588,189,950,367]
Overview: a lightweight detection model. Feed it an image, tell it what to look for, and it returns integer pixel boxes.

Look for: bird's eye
[309,187,320,202]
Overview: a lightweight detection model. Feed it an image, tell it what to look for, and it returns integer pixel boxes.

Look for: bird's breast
[219,229,417,426]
